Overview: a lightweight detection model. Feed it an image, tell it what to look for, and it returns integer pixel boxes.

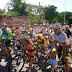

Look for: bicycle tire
[8,54,25,72]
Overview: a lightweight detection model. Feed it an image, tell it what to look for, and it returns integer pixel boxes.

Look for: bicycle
[8,47,36,72]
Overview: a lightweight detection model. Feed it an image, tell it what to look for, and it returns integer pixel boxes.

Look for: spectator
[61,23,69,32]
[65,26,71,38]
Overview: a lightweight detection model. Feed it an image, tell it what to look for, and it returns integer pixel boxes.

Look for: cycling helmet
[0,23,7,29]
[53,23,61,28]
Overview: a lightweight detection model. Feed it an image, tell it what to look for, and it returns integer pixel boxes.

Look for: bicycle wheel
[8,54,25,72]
[33,53,39,64]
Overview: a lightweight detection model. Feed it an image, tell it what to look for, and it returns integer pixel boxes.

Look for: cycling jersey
[23,39,36,58]
[35,34,46,47]
[22,27,26,31]
[17,28,21,34]
[52,31,70,46]
[23,40,36,50]
[34,27,39,34]
[0,29,13,41]
[14,28,21,35]
[39,27,50,35]
[10,27,14,33]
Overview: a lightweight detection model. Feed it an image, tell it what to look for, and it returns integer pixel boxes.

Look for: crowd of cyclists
[0,22,72,72]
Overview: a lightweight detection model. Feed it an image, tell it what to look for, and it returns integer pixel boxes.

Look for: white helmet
[19,34,26,39]
[53,23,61,28]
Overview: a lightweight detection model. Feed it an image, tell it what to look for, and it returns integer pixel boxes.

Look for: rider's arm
[62,42,66,59]
[52,33,58,50]
[53,41,58,50]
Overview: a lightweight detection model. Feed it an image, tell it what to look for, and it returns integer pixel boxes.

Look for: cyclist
[22,24,26,31]
[19,34,36,72]
[0,23,13,60]
[39,24,42,29]
[65,26,71,38]
[49,25,53,34]
[39,23,50,36]
[34,34,46,55]
[51,23,70,72]
[34,24,39,34]
[61,23,69,32]
[14,25,21,35]
[10,26,14,33]
[29,28,35,41]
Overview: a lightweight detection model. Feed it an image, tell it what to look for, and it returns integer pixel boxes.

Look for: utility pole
[64,0,66,24]
[39,2,40,24]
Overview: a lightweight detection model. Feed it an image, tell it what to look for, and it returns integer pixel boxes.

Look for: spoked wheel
[8,55,25,72]
[33,53,39,64]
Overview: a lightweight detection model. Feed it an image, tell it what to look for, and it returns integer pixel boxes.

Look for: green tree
[6,10,19,16]
[0,9,6,15]
[56,12,72,25]
[7,0,28,16]
[44,5,58,23]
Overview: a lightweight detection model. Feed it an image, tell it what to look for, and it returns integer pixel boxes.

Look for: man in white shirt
[51,23,70,72]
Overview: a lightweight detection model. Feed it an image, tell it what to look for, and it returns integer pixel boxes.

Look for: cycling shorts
[17,45,36,58]
[29,50,36,58]
[4,40,11,47]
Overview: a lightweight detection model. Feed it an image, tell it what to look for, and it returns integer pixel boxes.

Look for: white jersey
[52,31,70,46]
[0,29,2,37]
[34,27,39,34]
[22,27,26,31]
[0,28,11,37]
[39,27,49,34]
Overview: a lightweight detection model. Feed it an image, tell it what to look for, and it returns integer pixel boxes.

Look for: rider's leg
[43,41,46,55]
[65,45,69,72]
[51,51,57,60]
[43,47,45,55]
[29,51,35,70]
[65,59,69,72]
[4,47,11,58]
[29,57,33,69]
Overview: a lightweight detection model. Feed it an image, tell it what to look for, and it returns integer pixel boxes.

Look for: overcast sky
[0,0,72,12]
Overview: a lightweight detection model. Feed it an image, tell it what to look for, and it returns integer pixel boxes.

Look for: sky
[0,0,72,12]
